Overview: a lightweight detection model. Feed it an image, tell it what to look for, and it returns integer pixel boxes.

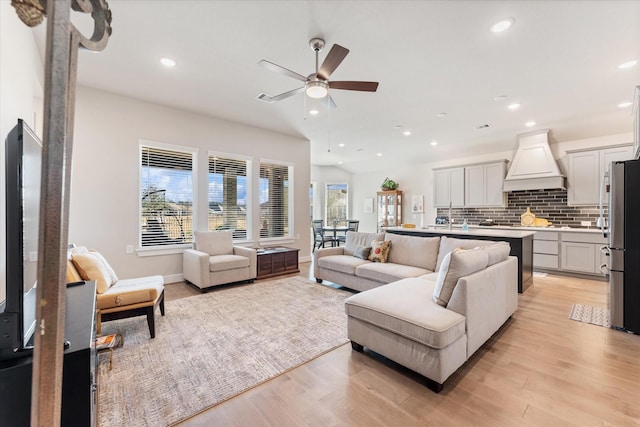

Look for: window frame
[207,151,252,242]
[258,158,294,243]
[138,140,198,254]
[324,182,349,227]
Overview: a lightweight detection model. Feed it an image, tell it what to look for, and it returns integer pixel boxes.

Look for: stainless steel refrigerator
[602,159,640,333]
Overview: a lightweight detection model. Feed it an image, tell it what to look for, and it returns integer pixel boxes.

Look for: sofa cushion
[345,278,466,349]
[71,252,114,294]
[385,233,440,271]
[435,236,500,271]
[318,255,370,275]
[433,248,489,307]
[209,254,250,272]
[356,262,429,283]
[344,231,385,256]
[353,245,372,260]
[478,243,511,266]
[195,231,233,256]
[369,240,391,263]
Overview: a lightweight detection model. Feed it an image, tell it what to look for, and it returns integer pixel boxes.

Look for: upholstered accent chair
[67,246,165,338]
[183,231,257,291]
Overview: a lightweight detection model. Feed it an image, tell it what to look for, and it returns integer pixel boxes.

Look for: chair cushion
[89,250,119,283]
[195,231,233,256]
[209,254,250,272]
[317,255,370,275]
[345,278,466,349]
[433,248,489,307]
[97,275,164,310]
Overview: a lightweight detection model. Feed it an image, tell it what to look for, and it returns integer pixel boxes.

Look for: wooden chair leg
[146,306,156,338]
[159,293,165,316]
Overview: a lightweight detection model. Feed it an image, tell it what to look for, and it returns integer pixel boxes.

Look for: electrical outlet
[581,221,591,227]
[126,245,134,254]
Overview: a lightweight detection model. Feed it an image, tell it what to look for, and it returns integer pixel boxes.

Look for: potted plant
[381,177,398,191]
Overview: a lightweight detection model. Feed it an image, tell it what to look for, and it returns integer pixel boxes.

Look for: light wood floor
[164,265,640,427]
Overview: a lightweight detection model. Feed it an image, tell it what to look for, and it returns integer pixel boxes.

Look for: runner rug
[97,276,352,426]
[569,303,610,328]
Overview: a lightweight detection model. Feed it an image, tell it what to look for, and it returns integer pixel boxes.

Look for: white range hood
[503,129,566,192]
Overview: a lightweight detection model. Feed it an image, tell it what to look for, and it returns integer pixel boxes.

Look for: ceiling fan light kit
[257,37,379,108]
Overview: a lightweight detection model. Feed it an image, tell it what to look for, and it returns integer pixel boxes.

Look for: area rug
[569,303,610,327]
[97,276,353,427]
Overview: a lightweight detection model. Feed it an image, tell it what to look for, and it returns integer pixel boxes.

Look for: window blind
[208,155,248,239]
[140,145,194,247]
[259,162,291,239]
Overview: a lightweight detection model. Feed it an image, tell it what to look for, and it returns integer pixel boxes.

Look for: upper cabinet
[567,144,634,206]
[433,167,464,207]
[433,161,507,208]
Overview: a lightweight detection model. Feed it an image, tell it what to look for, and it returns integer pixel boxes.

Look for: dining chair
[312,220,334,252]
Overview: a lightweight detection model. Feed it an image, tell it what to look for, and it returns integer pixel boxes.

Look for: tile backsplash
[435,189,605,228]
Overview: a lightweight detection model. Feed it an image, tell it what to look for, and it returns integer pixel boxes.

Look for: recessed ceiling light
[507,103,521,110]
[493,95,508,101]
[618,101,633,108]
[338,143,345,147]
[430,140,438,146]
[376,153,383,157]
[618,60,638,69]
[309,109,320,116]
[490,18,514,33]
[403,130,412,136]
[436,112,447,118]
[525,121,536,127]
[160,57,176,68]
[337,161,343,165]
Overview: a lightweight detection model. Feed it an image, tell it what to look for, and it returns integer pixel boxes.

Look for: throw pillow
[433,248,489,307]
[90,250,119,283]
[476,243,511,266]
[353,245,372,260]
[71,253,114,294]
[368,240,392,263]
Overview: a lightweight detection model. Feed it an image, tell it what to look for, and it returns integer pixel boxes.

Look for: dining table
[323,225,349,246]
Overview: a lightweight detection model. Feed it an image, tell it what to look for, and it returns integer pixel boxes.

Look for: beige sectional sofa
[313,231,518,392]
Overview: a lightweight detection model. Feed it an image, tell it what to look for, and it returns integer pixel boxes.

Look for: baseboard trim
[164,273,184,284]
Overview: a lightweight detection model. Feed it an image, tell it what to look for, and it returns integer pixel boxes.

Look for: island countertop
[384,226,536,239]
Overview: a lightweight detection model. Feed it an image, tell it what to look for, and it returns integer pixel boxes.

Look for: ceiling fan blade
[317,44,349,80]
[258,60,307,82]
[329,81,379,92]
[257,87,305,103]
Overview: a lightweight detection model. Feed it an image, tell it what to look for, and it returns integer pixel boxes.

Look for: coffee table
[256,247,300,280]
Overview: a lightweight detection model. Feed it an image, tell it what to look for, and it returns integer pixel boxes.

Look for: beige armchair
[67,246,165,338]
[183,231,257,291]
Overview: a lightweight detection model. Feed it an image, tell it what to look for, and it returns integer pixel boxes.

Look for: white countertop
[385,226,536,239]
[424,224,605,234]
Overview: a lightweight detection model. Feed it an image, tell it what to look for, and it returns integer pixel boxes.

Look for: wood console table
[257,247,300,280]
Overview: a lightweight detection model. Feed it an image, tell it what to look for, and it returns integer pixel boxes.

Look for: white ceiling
[33,1,640,173]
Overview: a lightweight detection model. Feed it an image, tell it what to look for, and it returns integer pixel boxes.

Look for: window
[325,183,348,226]
[208,154,249,240]
[259,161,292,239]
[140,144,195,247]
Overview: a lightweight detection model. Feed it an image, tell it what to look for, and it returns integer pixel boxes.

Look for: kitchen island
[385,226,535,293]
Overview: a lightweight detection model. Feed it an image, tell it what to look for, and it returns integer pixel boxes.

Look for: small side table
[96,333,123,370]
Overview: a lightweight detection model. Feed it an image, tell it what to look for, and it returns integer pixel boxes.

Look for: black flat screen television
[0,119,41,361]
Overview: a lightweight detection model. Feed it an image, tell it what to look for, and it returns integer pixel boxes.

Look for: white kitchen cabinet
[464,162,507,207]
[567,144,633,206]
[433,167,464,207]
[533,231,559,269]
[561,241,597,273]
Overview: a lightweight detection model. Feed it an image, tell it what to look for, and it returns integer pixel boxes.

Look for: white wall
[0,3,44,304]
[70,86,311,280]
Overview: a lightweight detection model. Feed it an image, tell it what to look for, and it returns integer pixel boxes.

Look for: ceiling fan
[257,38,379,108]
